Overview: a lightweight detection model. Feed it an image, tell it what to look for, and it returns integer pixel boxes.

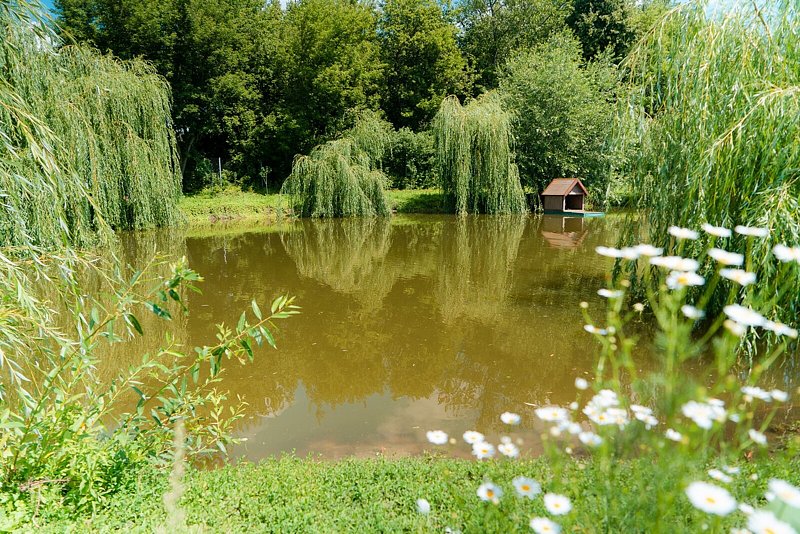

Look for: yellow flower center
[521,485,530,492]
[486,489,494,497]
[705,496,716,504]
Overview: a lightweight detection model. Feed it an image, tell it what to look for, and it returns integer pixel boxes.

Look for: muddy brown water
[109,214,797,460]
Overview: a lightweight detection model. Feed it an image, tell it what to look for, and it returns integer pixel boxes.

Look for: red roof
[541,178,588,197]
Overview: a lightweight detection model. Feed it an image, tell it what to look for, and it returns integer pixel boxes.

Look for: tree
[378,0,468,130]
[499,33,616,203]
[456,0,572,90]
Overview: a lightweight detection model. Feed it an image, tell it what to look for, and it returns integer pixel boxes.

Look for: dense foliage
[281,112,392,218]
[54,0,663,195]
[432,94,527,215]
[0,8,181,248]
[499,33,618,207]
[618,1,800,320]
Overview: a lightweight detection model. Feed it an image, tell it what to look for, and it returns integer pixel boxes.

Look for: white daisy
[708,248,744,266]
[578,431,602,447]
[685,481,737,515]
[682,305,706,319]
[416,498,430,514]
[735,225,769,238]
[426,430,448,445]
[535,407,569,423]
[738,503,755,515]
[598,288,624,298]
[635,244,663,257]
[498,441,519,458]
[708,469,733,483]
[530,517,561,534]
[665,429,683,442]
[584,325,608,335]
[682,400,726,430]
[596,246,624,258]
[702,223,732,238]
[720,268,757,286]
[462,430,485,445]
[748,429,767,446]
[723,466,741,475]
[764,321,799,339]
[476,481,503,503]
[724,320,747,337]
[633,302,645,312]
[748,510,796,534]
[543,493,572,515]
[741,386,772,402]
[771,389,789,402]
[574,377,589,390]
[500,412,521,425]
[773,244,800,263]
[619,247,641,260]
[724,305,767,327]
[667,270,705,289]
[669,226,700,240]
[512,476,541,499]
[650,256,700,272]
[768,479,800,508]
[472,441,496,460]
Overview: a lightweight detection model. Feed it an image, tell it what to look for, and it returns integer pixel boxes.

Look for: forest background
[53,0,668,201]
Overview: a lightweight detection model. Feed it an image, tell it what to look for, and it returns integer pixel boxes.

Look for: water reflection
[106,215,666,458]
[540,215,589,249]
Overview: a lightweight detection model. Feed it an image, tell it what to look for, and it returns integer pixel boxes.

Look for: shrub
[383,128,437,190]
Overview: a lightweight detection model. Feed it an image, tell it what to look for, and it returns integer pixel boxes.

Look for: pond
[113,214,662,460]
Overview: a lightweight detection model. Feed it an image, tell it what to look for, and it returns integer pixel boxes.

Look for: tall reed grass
[432,94,527,215]
[618,0,800,319]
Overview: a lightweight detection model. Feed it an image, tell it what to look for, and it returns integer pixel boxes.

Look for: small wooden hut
[541,178,590,214]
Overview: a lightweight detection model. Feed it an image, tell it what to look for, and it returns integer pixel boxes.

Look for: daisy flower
[669,226,700,240]
[665,429,683,442]
[748,429,767,446]
[535,407,569,423]
[426,430,448,445]
[720,268,757,286]
[584,325,608,335]
[498,441,519,458]
[650,256,700,272]
[685,481,737,515]
[635,244,663,256]
[773,244,800,263]
[574,377,589,390]
[771,389,789,402]
[724,320,747,337]
[708,248,744,266]
[738,503,755,515]
[578,431,602,447]
[708,469,733,483]
[735,225,769,238]
[544,493,572,515]
[596,246,624,258]
[477,481,503,503]
[472,441,496,460]
[702,223,732,238]
[416,498,430,514]
[666,271,705,289]
[763,321,798,339]
[597,288,624,298]
[462,430,484,445]
[724,305,767,327]
[768,479,800,508]
[530,517,561,534]
[741,386,772,402]
[681,305,705,319]
[512,476,541,499]
[748,510,796,534]
[500,412,521,425]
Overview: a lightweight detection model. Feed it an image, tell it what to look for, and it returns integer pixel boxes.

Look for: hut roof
[541,178,588,197]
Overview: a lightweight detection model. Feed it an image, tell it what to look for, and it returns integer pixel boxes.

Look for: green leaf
[127,313,143,335]
[252,300,263,320]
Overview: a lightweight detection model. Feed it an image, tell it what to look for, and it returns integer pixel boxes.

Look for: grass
[179,187,288,224]
[180,187,449,224]
[22,452,800,532]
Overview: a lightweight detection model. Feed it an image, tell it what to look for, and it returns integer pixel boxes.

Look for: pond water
[113,214,658,459]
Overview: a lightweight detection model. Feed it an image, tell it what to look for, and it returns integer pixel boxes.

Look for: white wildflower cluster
[741,386,789,403]
[472,476,572,533]
[583,390,630,429]
[681,399,727,430]
[684,477,800,534]
[723,305,799,339]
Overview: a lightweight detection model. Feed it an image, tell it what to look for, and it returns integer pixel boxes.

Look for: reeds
[432,93,527,215]
[0,6,181,248]
[619,0,800,317]
[281,111,391,218]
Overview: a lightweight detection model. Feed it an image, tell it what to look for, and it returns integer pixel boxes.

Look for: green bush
[383,128,437,189]
[499,33,618,208]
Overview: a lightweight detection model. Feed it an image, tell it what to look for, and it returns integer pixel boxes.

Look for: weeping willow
[0,7,181,248]
[432,93,527,215]
[281,112,391,218]
[619,0,800,318]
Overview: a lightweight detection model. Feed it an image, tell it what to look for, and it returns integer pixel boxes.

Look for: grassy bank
[179,187,448,225]
[21,453,800,532]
